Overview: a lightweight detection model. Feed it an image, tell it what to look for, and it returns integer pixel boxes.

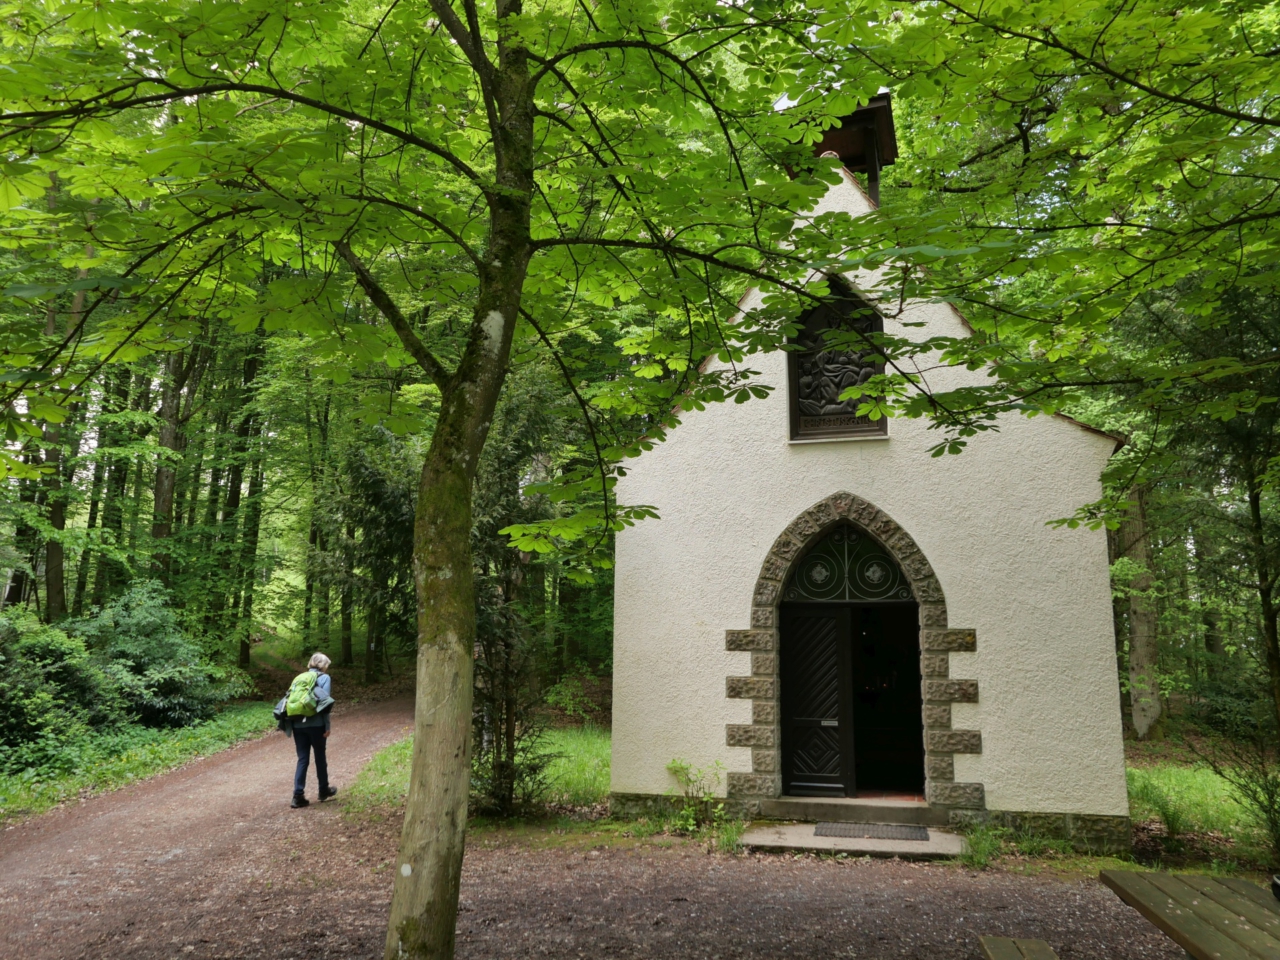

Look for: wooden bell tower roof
[810,92,898,205]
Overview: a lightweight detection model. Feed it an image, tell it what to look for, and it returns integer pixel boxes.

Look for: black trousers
[293,726,329,797]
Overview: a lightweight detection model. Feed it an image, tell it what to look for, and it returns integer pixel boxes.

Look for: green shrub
[67,581,250,727]
[666,757,726,834]
[960,823,1008,869]
[545,671,599,722]
[0,702,274,822]
[0,614,126,774]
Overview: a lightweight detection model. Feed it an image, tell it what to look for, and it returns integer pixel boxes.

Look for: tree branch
[333,239,453,389]
[1,80,491,191]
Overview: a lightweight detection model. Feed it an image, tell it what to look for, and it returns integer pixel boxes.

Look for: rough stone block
[751,748,778,773]
[884,528,920,559]
[786,512,822,542]
[922,629,977,652]
[901,554,937,584]
[914,577,945,602]
[925,754,955,782]
[985,811,1131,854]
[771,534,804,562]
[928,729,982,753]
[751,606,775,628]
[752,700,778,724]
[926,680,979,703]
[868,514,901,542]
[927,781,985,808]
[919,603,947,628]
[727,772,780,798]
[948,809,991,831]
[726,677,774,700]
[726,724,776,748]
[753,580,780,605]
[751,653,777,676]
[759,554,788,582]
[829,491,856,517]
[921,654,949,678]
[809,500,839,527]
[1066,814,1132,854]
[923,703,951,728]
[725,629,775,651]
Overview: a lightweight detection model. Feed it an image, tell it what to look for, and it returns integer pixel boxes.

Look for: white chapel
[608,97,1131,850]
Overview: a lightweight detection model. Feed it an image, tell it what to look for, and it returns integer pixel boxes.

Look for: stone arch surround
[723,491,986,817]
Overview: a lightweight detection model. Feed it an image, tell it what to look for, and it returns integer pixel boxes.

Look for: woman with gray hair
[286,652,337,808]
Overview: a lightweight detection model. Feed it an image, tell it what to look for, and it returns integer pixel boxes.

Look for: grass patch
[344,734,414,818]
[1127,764,1250,837]
[343,724,613,820]
[0,701,276,823]
[960,823,1008,869]
[543,725,611,806]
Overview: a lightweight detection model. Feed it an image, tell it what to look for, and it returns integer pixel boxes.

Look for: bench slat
[1213,877,1280,918]
[1012,938,1060,960]
[1180,875,1280,942]
[979,936,1040,960]
[1100,870,1257,960]
[1144,872,1280,959]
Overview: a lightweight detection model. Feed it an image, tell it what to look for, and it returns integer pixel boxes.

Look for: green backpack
[285,670,320,717]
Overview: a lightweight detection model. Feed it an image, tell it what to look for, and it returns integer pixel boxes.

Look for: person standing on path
[285,653,337,808]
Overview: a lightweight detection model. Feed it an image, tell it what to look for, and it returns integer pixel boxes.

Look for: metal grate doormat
[813,822,929,841]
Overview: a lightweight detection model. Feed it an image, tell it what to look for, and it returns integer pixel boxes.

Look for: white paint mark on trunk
[400,863,412,877]
[482,309,505,355]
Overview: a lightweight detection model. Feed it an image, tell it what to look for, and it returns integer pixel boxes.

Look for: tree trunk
[211,334,263,633]
[364,598,379,684]
[73,440,107,616]
[237,443,266,667]
[42,423,67,622]
[1245,479,1280,734]
[152,349,191,578]
[1191,530,1226,675]
[317,527,331,647]
[383,201,531,960]
[1114,487,1163,740]
[302,520,318,650]
[91,369,137,605]
[5,465,37,608]
[341,524,354,667]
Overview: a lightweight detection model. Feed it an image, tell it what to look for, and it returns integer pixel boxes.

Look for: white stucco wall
[610,176,1129,818]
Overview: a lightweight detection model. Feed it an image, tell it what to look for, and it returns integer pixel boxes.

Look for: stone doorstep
[760,796,951,826]
[742,821,967,860]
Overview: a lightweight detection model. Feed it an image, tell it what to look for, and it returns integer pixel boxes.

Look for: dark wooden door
[780,602,923,797]
[779,605,856,796]
[851,603,924,792]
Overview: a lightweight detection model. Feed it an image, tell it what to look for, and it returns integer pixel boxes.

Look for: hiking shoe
[320,786,338,802]
[291,795,310,809]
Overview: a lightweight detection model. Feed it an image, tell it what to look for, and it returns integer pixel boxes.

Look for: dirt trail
[0,698,413,960]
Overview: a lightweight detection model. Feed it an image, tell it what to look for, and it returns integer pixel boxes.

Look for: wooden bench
[979,936,1059,960]
[1100,869,1280,960]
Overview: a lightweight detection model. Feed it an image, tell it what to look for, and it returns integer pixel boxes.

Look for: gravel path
[0,698,414,960]
[0,701,1191,960]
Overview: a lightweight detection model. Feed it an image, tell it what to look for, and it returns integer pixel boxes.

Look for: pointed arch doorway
[780,524,925,797]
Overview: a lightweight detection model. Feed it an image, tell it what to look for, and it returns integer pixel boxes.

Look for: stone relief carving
[790,286,886,438]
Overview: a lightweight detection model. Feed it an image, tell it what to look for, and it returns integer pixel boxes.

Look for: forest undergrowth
[344,725,747,854]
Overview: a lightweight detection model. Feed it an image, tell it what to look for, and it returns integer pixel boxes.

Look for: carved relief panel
[787,281,887,440]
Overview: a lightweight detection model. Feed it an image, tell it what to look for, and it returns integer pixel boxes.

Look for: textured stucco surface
[610,175,1129,818]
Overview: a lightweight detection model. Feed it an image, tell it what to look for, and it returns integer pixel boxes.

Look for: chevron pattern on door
[780,605,854,796]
